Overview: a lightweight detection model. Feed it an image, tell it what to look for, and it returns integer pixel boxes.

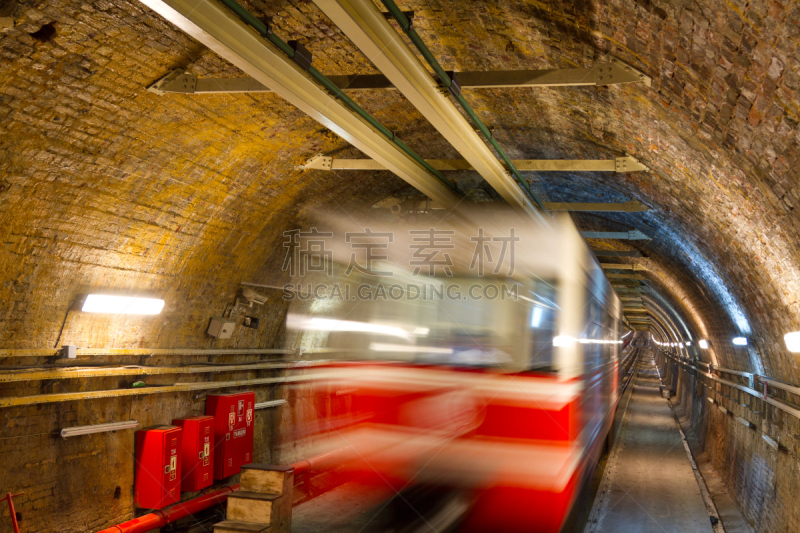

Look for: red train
[283,212,632,532]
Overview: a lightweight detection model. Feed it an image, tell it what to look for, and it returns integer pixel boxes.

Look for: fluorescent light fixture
[370,343,453,354]
[413,327,430,336]
[531,307,543,328]
[784,332,800,352]
[698,340,709,349]
[82,295,164,315]
[732,337,748,346]
[61,420,138,438]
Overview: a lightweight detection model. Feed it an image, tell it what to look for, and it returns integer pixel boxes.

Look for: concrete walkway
[584,356,713,533]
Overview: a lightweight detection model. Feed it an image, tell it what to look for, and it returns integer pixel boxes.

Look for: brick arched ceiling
[1,0,799,381]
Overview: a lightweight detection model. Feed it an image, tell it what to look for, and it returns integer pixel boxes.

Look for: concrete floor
[584,357,713,533]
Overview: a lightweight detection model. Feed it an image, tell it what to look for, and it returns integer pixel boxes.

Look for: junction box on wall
[172,416,215,492]
[135,426,182,509]
[206,392,255,479]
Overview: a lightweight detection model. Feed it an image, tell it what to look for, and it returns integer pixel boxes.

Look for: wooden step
[226,491,282,524]
[240,464,294,496]
[213,520,270,533]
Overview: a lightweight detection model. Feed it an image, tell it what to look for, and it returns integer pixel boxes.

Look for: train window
[528,279,558,372]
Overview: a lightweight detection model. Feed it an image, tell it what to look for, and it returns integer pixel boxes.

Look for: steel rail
[377,0,548,215]
[138,0,460,207]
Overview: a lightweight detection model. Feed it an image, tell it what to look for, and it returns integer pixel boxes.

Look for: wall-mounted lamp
[60,420,139,438]
[784,331,800,353]
[732,337,748,346]
[82,295,164,315]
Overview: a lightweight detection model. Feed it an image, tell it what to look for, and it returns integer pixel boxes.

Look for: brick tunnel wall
[2,0,800,531]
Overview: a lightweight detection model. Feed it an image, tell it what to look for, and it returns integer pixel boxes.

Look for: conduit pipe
[313,0,546,221]
[97,451,342,533]
[97,485,237,533]
[138,0,460,208]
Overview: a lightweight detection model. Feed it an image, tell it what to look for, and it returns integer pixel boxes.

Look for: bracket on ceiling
[145,59,651,96]
[301,153,649,173]
[146,69,197,95]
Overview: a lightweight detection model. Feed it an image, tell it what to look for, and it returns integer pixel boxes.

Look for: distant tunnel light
[784,332,800,353]
[82,295,165,315]
[732,337,748,346]
[698,340,709,349]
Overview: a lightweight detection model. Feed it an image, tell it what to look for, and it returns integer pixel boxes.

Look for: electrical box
[134,426,182,509]
[206,392,255,479]
[172,415,215,492]
[207,317,235,339]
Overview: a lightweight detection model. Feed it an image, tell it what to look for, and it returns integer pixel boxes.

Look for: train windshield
[287,272,560,373]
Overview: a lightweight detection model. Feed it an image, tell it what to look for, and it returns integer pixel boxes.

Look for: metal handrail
[658,349,800,420]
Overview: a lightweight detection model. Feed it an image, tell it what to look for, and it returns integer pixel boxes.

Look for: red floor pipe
[95,453,327,533]
[96,485,237,533]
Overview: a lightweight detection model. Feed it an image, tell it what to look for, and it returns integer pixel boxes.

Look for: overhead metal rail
[592,250,643,257]
[312,0,546,218]
[582,230,650,240]
[606,273,646,280]
[137,0,460,208]
[301,153,649,174]
[374,196,648,213]
[147,59,651,95]
[601,263,647,270]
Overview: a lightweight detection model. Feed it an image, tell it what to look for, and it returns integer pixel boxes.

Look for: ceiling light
[784,332,800,353]
[732,337,747,346]
[82,295,164,315]
[61,420,138,438]
[698,340,709,349]
[685,341,691,346]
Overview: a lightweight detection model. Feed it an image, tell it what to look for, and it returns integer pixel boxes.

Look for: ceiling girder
[137,0,461,208]
[301,153,649,173]
[601,263,647,270]
[312,0,540,217]
[582,230,651,240]
[146,59,651,95]
[592,250,644,257]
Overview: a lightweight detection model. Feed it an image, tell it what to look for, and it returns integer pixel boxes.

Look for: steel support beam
[582,230,650,240]
[137,0,460,208]
[592,250,643,257]
[606,273,646,280]
[147,60,650,95]
[601,263,647,270]
[302,153,649,173]
[312,0,540,217]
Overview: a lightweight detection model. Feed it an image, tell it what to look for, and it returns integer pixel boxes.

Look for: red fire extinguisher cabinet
[134,425,182,509]
[206,392,255,480]
[172,415,215,492]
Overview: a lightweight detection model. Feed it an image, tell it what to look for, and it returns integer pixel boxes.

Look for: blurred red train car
[282,213,633,532]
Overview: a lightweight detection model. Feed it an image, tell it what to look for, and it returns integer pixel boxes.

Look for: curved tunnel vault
[2,0,800,531]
